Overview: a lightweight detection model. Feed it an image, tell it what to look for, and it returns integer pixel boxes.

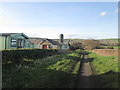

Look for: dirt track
[76,54,96,88]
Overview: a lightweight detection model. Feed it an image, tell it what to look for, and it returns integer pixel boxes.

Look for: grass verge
[3,50,81,88]
[88,51,118,88]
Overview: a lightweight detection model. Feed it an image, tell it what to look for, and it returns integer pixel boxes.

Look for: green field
[88,51,119,88]
[3,49,119,88]
[100,46,120,49]
[113,46,120,49]
[3,50,81,88]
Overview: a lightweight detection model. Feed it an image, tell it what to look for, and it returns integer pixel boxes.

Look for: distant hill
[53,39,85,42]
[99,38,120,41]
[29,37,119,46]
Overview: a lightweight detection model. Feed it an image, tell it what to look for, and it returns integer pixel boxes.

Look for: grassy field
[88,51,119,88]
[113,46,120,49]
[100,46,120,49]
[2,50,81,88]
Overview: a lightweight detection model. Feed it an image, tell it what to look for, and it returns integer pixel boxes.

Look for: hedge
[1,49,58,64]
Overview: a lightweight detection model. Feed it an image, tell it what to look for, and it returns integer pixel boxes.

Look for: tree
[82,39,100,50]
[69,41,83,50]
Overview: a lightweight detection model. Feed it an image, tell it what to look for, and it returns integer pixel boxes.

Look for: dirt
[76,54,96,88]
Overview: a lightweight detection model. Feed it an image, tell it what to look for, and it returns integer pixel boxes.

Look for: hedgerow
[1,48,58,64]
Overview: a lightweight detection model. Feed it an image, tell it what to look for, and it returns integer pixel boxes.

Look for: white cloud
[0,15,117,39]
[99,11,107,16]
[64,33,98,39]
[64,32,118,39]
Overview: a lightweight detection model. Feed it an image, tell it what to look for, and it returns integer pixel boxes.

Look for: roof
[28,40,42,44]
[29,37,47,41]
[0,33,18,36]
[40,39,60,45]
[0,33,29,39]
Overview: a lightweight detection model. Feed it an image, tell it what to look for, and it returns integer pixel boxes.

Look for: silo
[59,34,64,43]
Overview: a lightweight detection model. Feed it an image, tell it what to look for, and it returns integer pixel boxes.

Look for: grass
[88,51,119,88]
[113,46,120,49]
[100,46,120,49]
[2,50,81,88]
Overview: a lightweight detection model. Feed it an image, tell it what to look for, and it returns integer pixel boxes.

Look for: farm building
[39,39,60,49]
[0,33,70,50]
[59,34,70,50]
[38,34,70,50]
[60,43,70,50]
[0,33,35,49]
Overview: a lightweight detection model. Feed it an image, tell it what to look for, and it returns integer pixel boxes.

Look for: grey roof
[29,37,47,41]
[0,33,18,36]
[41,39,60,45]
[0,33,29,39]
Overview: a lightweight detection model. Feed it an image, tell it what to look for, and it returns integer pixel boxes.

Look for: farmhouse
[0,33,34,49]
[39,39,60,49]
[38,34,70,50]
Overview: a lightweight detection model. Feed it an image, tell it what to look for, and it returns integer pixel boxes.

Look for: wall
[61,44,69,50]
[52,45,58,49]
[40,41,51,49]
[7,36,17,49]
[39,41,59,49]
[1,34,31,50]
[0,36,5,49]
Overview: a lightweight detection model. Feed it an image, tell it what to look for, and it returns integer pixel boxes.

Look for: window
[21,40,25,47]
[23,40,25,47]
[49,45,52,48]
[28,41,31,47]
[11,38,17,47]
[18,39,25,48]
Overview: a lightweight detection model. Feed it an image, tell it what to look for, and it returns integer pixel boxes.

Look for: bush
[107,46,114,49]
[1,49,58,65]
[95,47,106,49]
[69,42,83,50]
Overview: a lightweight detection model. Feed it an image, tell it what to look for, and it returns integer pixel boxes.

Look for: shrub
[107,46,114,49]
[69,42,83,50]
[95,47,106,49]
[1,49,58,65]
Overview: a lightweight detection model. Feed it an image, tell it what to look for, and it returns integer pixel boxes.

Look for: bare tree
[82,39,100,50]
[70,41,83,50]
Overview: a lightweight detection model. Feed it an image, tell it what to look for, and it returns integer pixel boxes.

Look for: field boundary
[92,49,119,56]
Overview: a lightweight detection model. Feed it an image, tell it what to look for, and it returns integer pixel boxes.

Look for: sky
[0,2,118,39]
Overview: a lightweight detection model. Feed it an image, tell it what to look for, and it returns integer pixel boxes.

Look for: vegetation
[2,50,81,88]
[2,49,58,65]
[113,46,120,49]
[100,39,119,46]
[88,51,119,88]
[95,46,114,49]
[82,39,100,50]
[69,41,83,50]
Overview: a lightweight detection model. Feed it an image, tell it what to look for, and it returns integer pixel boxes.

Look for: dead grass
[92,49,120,56]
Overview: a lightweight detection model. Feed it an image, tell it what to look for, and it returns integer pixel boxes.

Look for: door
[42,45,47,49]
[17,39,24,48]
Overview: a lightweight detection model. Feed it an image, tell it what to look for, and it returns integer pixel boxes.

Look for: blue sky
[0,2,118,39]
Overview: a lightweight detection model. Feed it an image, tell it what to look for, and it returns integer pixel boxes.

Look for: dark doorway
[42,45,47,49]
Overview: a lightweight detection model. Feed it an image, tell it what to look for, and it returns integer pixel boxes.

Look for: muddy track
[75,51,99,88]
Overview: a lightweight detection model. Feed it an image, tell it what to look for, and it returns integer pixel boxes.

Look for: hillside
[29,37,119,46]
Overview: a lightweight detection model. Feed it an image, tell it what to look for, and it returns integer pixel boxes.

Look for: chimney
[59,34,64,43]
